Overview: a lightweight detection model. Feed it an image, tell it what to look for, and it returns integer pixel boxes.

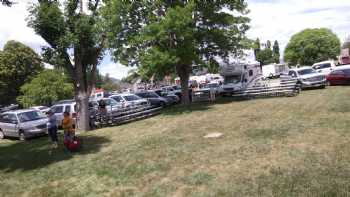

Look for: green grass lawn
[1,86,350,197]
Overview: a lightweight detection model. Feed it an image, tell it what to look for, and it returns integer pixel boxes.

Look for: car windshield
[314,63,331,69]
[111,96,122,102]
[224,75,241,84]
[298,69,316,75]
[148,92,159,98]
[123,95,141,101]
[18,111,46,123]
[102,99,118,106]
[154,91,163,96]
[51,106,64,113]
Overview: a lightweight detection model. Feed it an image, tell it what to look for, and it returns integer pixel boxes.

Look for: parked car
[161,86,177,95]
[109,93,150,109]
[0,109,48,140]
[203,82,221,95]
[288,67,327,89]
[95,98,123,112]
[31,106,50,114]
[135,91,170,107]
[0,104,19,113]
[326,65,350,85]
[192,88,215,102]
[312,60,337,75]
[171,85,182,96]
[154,89,180,104]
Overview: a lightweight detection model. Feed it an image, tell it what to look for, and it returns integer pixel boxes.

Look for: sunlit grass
[1,86,350,196]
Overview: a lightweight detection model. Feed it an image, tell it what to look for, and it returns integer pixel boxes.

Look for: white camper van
[262,64,289,78]
[220,61,261,95]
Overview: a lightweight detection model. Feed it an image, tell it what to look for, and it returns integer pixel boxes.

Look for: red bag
[64,137,81,151]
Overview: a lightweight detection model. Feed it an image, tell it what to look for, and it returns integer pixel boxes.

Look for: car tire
[0,130,4,140]
[321,85,326,89]
[19,131,26,141]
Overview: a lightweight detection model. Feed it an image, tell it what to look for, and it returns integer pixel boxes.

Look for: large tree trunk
[74,50,91,132]
[76,90,90,131]
[177,65,191,105]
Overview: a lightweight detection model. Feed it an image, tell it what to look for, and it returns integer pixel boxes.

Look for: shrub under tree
[17,69,74,107]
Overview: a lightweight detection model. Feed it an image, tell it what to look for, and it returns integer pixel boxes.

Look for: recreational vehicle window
[224,75,241,84]
[249,70,253,76]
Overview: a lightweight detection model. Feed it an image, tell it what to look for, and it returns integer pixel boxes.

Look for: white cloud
[0,0,47,50]
[99,61,133,80]
[247,0,350,53]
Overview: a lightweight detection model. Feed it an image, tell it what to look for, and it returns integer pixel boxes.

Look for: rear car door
[330,70,346,84]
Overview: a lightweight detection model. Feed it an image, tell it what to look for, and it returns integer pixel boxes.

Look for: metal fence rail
[232,78,300,98]
[93,105,162,128]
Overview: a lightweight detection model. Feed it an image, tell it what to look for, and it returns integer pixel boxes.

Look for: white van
[312,60,337,75]
[50,102,77,127]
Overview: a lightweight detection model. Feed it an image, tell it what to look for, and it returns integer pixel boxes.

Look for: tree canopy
[28,0,106,131]
[284,28,341,66]
[103,0,250,104]
[255,39,280,65]
[272,40,280,63]
[17,69,74,107]
[1,0,12,6]
[0,40,43,105]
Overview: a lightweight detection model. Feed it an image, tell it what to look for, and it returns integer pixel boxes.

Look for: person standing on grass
[62,112,75,142]
[46,110,58,148]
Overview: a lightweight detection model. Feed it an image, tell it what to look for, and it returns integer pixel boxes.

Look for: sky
[0,0,349,79]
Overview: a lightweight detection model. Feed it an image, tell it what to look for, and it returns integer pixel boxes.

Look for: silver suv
[288,67,327,89]
[0,109,48,140]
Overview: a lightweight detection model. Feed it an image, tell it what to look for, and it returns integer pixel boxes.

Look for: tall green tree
[266,40,271,49]
[17,69,74,107]
[0,40,43,105]
[253,38,261,59]
[284,28,341,66]
[100,74,121,92]
[104,0,250,104]
[272,40,280,63]
[256,48,274,65]
[28,0,106,131]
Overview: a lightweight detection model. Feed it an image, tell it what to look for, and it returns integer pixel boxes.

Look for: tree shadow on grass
[0,134,110,173]
[162,96,245,116]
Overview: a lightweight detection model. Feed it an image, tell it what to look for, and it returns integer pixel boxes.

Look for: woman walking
[46,111,58,149]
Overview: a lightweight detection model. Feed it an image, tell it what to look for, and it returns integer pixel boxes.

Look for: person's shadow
[0,134,110,173]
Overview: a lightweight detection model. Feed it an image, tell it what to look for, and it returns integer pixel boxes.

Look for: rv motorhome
[220,61,261,95]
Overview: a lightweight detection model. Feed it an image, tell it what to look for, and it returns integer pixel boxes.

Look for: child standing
[62,112,75,142]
